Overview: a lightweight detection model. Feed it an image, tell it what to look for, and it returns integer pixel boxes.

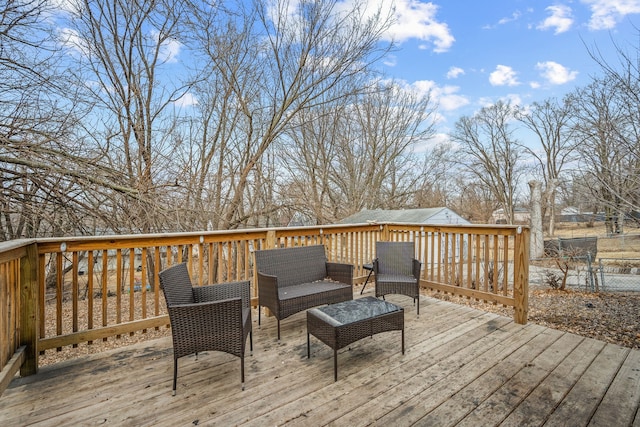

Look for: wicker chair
[374,241,422,315]
[159,263,253,395]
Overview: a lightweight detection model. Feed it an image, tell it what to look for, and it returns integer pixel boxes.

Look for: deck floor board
[1,293,639,427]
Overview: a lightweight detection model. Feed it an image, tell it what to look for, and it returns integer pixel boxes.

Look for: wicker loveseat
[254,245,354,340]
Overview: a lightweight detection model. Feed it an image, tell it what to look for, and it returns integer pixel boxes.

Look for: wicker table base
[307,296,404,381]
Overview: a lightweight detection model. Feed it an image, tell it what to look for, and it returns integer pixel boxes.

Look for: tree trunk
[545,179,558,236]
[529,180,544,259]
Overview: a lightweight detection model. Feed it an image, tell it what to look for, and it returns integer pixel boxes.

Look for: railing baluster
[72,252,79,347]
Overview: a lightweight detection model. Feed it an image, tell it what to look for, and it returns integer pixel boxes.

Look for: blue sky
[370,0,640,145]
[54,0,640,148]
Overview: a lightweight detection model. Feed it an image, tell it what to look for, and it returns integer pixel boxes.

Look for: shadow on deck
[2,294,639,426]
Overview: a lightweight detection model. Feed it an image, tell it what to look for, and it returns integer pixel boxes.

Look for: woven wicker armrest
[326,262,354,286]
[257,271,278,292]
[168,298,243,323]
[412,259,422,279]
[194,280,251,309]
[257,271,278,311]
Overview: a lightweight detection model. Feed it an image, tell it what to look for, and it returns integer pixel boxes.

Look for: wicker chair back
[158,262,194,306]
[376,242,415,276]
[254,245,327,288]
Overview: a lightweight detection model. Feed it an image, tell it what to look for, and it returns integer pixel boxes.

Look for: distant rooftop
[339,207,470,225]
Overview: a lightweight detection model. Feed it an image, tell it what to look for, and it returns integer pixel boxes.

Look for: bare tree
[183,0,394,229]
[59,0,191,233]
[516,97,578,235]
[529,180,544,258]
[278,81,437,223]
[450,100,525,224]
[0,0,114,239]
[450,179,498,223]
[571,78,632,235]
[413,143,457,210]
[587,35,640,217]
[1,0,58,239]
[277,103,347,225]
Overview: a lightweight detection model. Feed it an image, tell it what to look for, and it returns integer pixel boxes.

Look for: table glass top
[311,296,402,326]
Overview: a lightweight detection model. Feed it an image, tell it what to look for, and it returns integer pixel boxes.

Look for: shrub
[544,270,563,289]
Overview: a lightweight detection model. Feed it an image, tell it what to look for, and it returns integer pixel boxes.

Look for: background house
[491,207,530,224]
[339,207,470,225]
[340,208,471,264]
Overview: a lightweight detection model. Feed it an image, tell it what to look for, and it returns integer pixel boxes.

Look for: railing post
[380,224,390,242]
[20,243,39,376]
[265,230,277,249]
[513,227,529,325]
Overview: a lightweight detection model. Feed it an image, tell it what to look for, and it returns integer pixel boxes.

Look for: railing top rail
[32,222,381,244]
[0,239,35,263]
[0,223,529,255]
[384,223,527,234]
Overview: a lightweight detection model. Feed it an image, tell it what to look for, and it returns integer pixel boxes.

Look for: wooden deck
[2,293,639,426]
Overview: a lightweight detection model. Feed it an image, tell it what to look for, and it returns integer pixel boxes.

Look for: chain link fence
[531,256,640,293]
[531,233,640,292]
[591,258,640,292]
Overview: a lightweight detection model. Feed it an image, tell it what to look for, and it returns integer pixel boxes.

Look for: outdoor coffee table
[307,296,404,381]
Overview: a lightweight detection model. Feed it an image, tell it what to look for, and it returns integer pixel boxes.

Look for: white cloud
[58,27,90,57]
[489,65,520,86]
[431,132,451,145]
[370,0,455,52]
[582,0,640,30]
[536,61,578,84]
[384,55,398,67]
[483,9,528,29]
[174,92,198,108]
[280,0,454,53]
[49,0,80,16]
[437,87,470,111]
[498,10,523,25]
[477,94,523,111]
[537,5,573,34]
[446,66,465,79]
[408,79,470,112]
[59,25,182,66]
[504,93,523,107]
[151,30,181,64]
[407,79,436,99]
[413,132,451,153]
[478,96,496,108]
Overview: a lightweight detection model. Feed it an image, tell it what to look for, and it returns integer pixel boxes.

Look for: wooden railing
[0,222,529,392]
[0,240,37,396]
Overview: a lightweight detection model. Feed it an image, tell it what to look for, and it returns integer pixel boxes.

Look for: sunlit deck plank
[331,320,538,426]
[279,313,516,427]
[0,341,174,425]
[454,332,585,427]
[241,308,505,426]
[545,343,633,426]
[374,322,553,425]
[160,297,467,426]
[499,336,606,427]
[589,349,640,426]
[1,293,639,427]
[416,327,565,425]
